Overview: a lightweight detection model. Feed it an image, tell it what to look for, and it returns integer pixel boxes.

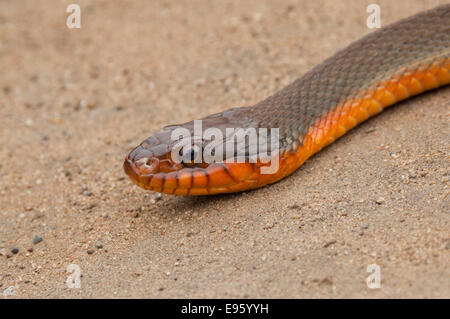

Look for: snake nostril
[134,157,159,174]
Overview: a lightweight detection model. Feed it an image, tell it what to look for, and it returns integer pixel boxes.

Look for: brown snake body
[124,5,450,195]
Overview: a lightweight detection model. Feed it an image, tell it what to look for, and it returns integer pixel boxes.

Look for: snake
[124,5,450,195]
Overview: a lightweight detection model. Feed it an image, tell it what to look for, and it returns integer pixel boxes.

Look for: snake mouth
[124,150,261,195]
[123,137,288,195]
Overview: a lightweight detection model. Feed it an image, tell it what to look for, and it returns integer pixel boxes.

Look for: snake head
[123,107,276,195]
[124,129,183,176]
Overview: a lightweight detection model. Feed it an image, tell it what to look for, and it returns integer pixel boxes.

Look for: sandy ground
[0,0,449,298]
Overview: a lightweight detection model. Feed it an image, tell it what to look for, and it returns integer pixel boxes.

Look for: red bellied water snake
[124,5,450,195]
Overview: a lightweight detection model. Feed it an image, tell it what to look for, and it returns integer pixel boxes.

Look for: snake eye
[187,148,196,162]
[181,145,202,164]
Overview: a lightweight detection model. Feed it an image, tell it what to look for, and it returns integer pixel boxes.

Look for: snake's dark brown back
[246,4,450,151]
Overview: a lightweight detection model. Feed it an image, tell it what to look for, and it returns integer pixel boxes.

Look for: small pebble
[87,248,95,255]
[2,286,15,296]
[323,240,336,248]
[375,197,385,205]
[150,193,162,204]
[33,235,43,245]
[320,277,334,286]
[11,247,19,254]
[86,202,97,210]
[95,241,103,249]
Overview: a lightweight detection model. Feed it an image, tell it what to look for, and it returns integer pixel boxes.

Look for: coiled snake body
[124,5,450,195]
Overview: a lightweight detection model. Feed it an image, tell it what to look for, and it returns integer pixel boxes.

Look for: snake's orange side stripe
[206,58,450,195]
[265,58,450,186]
[304,59,450,154]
